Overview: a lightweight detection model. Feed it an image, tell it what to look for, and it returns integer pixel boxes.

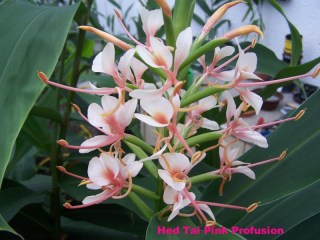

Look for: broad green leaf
[0,214,22,240]
[236,179,320,240]
[201,89,320,226]
[146,215,245,240]
[0,0,80,187]
[268,0,302,66]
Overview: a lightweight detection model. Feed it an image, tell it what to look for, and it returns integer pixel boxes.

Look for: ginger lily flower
[223,91,268,148]
[92,43,135,89]
[58,95,137,153]
[158,153,192,191]
[64,153,143,209]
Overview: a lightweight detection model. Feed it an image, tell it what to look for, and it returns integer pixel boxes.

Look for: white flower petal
[215,46,235,62]
[140,97,173,120]
[101,95,119,113]
[86,183,101,190]
[215,69,237,82]
[232,166,256,179]
[134,113,169,127]
[79,135,115,153]
[198,204,215,221]
[158,169,185,191]
[150,37,173,69]
[127,161,143,177]
[118,48,135,80]
[100,153,120,179]
[174,27,193,71]
[92,43,115,76]
[88,157,110,186]
[87,103,106,128]
[129,87,165,100]
[199,96,217,112]
[160,153,191,172]
[140,144,167,162]
[225,91,236,123]
[241,90,263,115]
[237,52,257,73]
[201,118,220,130]
[163,185,178,204]
[116,99,137,127]
[141,7,163,39]
[82,189,112,205]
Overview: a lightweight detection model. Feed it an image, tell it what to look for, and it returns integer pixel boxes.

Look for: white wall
[95,0,320,86]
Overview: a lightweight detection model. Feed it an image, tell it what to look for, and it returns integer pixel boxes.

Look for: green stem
[128,192,153,220]
[178,38,228,77]
[176,132,223,150]
[132,184,159,201]
[123,134,154,154]
[181,86,224,107]
[124,141,158,178]
[190,172,220,184]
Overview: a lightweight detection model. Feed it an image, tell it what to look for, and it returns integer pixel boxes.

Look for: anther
[63,203,72,209]
[38,71,49,83]
[78,179,92,186]
[251,36,257,48]
[278,150,287,161]
[246,202,259,213]
[56,166,66,172]
[294,109,306,121]
[312,66,320,78]
[71,103,81,112]
[205,220,216,226]
[57,139,68,147]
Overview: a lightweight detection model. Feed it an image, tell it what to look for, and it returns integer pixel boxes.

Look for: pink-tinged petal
[160,153,191,172]
[237,52,257,73]
[116,99,137,127]
[100,153,120,179]
[134,113,169,127]
[79,135,116,153]
[122,153,136,165]
[174,27,193,71]
[86,183,101,190]
[140,97,173,121]
[199,96,217,112]
[141,7,163,39]
[198,55,206,70]
[131,58,148,80]
[198,204,215,221]
[201,118,219,130]
[167,202,180,222]
[215,69,237,82]
[215,46,235,62]
[87,103,106,128]
[149,37,173,69]
[234,127,268,148]
[82,189,113,205]
[127,161,143,177]
[163,186,178,204]
[118,48,135,80]
[232,160,248,166]
[158,169,186,191]
[136,45,160,69]
[228,147,240,162]
[240,71,262,80]
[232,166,256,179]
[225,91,236,123]
[140,144,167,162]
[92,43,116,76]
[88,157,110,186]
[129,87,165,100]
[241,90,263,115]
[101,95,119,113]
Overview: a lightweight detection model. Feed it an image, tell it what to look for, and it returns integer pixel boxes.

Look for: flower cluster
[39,1,319,226]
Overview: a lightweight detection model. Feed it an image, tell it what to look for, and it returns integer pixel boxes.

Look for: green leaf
[173,0,196,37]
[236,179,320,240]
[0,214,22,240]
[268,0,302,65]
[0,0,80,187]
[201,89,320,227]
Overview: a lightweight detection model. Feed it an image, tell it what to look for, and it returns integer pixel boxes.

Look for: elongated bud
[200,0,244,39]
[63,203,72,209]
[278,150,287,161]
[294,109,305,121]
[312,66,320,78]
[114,9,122,19]
[79,26,132,50]
[155,0,172,17]
[57,139,68,147]
[71,103,81,112]
[223,25,263,40]
[38,71,49,83]
[56,166,66,172]
[246,202,259,213]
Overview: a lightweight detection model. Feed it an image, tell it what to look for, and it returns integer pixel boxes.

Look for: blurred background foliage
[0,0,319,239]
